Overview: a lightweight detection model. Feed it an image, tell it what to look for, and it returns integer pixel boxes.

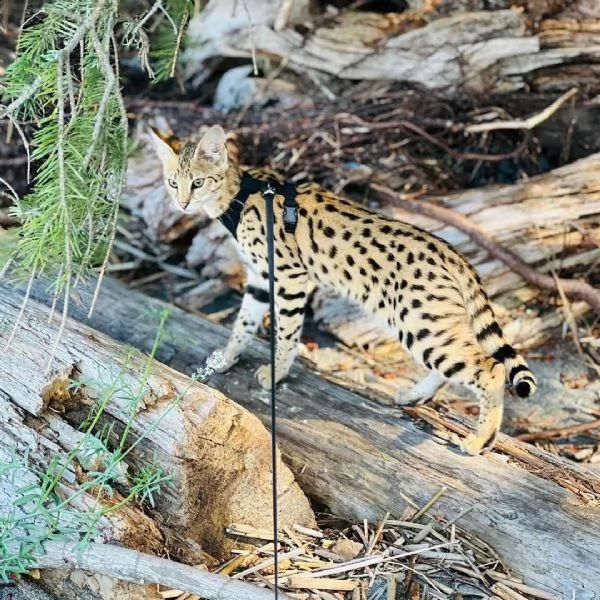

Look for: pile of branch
[182,0,600,95]
[159,510,562,599]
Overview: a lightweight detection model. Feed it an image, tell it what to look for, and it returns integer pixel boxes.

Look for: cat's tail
[461,270,537,398]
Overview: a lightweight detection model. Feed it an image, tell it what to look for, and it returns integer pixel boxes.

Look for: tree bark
[20,276,600,600]
[181,4,600,93]
[0,284,315,573]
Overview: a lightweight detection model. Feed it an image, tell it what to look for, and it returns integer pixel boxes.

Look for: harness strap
[218,172,298,239]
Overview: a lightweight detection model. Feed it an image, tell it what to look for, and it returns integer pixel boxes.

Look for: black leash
[215,173,298,597]
[262,182,280,597]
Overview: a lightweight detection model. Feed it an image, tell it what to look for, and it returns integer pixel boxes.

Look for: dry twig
[465,88,578,133]
[516,418,600,443]
[34,541,290,600]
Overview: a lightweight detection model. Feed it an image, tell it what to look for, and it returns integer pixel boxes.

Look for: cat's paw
[208,348,239,373]
[255,365,287,390]
[255,365,273,390]
[460,432,495,456]
[394,387,432,406]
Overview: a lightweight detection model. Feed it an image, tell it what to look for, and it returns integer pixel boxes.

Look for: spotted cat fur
[149,125,537,455]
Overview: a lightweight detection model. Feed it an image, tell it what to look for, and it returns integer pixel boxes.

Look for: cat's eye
[167,178,178,189]
[192,178,205,189]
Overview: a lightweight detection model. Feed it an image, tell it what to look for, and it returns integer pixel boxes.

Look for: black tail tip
[516,380,532,398]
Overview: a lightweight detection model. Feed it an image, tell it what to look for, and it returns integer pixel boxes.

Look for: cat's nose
[179,201,189,210]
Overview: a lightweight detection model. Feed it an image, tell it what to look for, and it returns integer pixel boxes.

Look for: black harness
[218,172,298,239]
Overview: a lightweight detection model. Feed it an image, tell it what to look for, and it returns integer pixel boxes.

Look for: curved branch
[34,541,292,600]
[369,183,600,315]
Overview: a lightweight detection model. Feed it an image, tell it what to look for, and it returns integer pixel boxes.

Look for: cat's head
[148,125,229,215]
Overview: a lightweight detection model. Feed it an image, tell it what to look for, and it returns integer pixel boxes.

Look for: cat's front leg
[255,273,309,389]
[211,278,269,373]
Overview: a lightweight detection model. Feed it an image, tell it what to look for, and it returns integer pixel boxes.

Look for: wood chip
[285,576,359,591]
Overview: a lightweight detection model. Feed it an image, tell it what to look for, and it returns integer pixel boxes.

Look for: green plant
[0,0,196,581]
[0,308,198,582]
[0,0,193,321]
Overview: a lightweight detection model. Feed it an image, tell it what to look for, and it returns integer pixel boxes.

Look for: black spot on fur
[423,347,433,366]
[434,354,447,369]
[445,361,466,378]
[279,306,305,317]
[368,257,382,271]
[354,241,367,255]
[372,239,386,252]
[476,321,503,342]
[280,290,306,301]
[421,312,440,322]
[492,344,517,362]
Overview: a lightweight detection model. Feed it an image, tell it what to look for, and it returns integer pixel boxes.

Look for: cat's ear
[148,127,178,164]
[196,125,227,166]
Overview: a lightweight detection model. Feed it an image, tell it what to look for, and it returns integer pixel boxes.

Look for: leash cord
[263,185,279,598]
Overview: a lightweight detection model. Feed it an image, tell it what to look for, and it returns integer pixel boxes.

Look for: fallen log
[0,284,314,597]
[32,541,294,600]
[182,3,600,94]
[21,276,600,599]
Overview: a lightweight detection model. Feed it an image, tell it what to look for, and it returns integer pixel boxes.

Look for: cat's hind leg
[394,371,445,406]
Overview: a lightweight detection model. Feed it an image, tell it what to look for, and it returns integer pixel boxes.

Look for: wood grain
[0,285,315,562]
[19,276,600,599]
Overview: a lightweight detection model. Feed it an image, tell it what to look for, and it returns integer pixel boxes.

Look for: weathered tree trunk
[181,2,600,93]
[20,276,600,600]
[0,284,314,597]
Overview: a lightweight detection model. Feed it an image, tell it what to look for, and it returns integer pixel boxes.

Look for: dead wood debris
[129,84,561,196]
[158,492,562,600]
